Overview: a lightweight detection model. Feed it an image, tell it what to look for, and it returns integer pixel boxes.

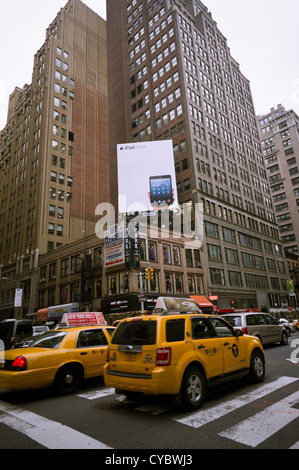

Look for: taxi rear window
[31,331,67,349]
[112,320,156,346]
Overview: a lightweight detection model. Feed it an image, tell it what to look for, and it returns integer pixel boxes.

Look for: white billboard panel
[117,140,179,214]
[104,222,125,267]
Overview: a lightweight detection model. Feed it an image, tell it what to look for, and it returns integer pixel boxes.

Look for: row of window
[210,267,286,291]
[40,242,202,284]
[207,243,286,273]
[205,221,283,255]
[38,269,203,308]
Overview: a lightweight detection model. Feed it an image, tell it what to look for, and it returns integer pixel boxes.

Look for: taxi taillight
[156,348,171,366]
[11,356,27,371]
[106,348,110,362]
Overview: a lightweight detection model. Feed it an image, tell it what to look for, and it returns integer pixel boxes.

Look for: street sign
[14,288,23,307]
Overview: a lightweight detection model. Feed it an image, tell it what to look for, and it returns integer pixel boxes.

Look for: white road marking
[174,376,298,429]
[77,387,115,400]
[290,441,299,449]
[0,401,112,449]
[219,390,299,447]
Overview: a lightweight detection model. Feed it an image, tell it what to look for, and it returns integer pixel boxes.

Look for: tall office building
[107,0,289,310]
[0,0,109,265]
[257,104,299,255]
[0,0,109,316]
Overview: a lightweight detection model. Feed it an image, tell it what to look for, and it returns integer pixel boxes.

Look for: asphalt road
[0,332,298,452]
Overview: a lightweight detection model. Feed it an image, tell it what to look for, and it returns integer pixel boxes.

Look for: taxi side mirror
[234,329,243,337]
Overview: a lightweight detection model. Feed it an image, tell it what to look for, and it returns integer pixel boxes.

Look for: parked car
[0,325,115,394]
[220,312,288,346]
[12,325,50,349]
[12,336,36,349]
[278,318,295,335]
[0,320,33,350]
[104,313,265,411]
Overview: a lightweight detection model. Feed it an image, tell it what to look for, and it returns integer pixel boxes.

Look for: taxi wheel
[250,350,265,383]
[54,364,83,394]
[181,367,206,411]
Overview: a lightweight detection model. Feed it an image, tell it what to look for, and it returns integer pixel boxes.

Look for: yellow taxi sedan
[0,325,115,394]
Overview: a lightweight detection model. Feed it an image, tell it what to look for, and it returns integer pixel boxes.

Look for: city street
[0,332,298,452]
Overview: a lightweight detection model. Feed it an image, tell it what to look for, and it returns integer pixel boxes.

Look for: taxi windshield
[30,331,67,349]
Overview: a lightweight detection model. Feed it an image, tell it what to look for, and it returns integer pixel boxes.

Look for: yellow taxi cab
[104,311,265,410]
[0,314,115,394]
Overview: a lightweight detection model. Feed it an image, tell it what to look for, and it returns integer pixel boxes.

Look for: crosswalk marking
[0,401,112,449]
[290,441,299,449]
[1,376,297,449]
[219,390,299,447]
[174,376,298,429]
[77,387,115,400]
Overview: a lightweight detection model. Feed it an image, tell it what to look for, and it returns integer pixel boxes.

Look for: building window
[108,274,117,295]
[229,271,242,287]
[61,259,69,277]
[49,205,55,217]
[210,268,225,285]
[120,272,130,293]
[188,275,196,294]
[49,263,56,281]
[48,223,55,235]
[165,272,174,293]
[163,244,171,263]
[148,241,158,262]
[57,225,63,237]
[175,274,184,293]
[173,245,181,265]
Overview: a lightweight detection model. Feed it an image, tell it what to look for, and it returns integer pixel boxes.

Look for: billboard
[104,222,125,267]
[117,140,179,214]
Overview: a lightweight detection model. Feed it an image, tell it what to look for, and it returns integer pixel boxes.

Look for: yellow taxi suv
[104,313,265,410]
[0,325,115,394]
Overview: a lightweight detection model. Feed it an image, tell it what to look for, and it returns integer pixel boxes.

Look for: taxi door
[190,317,224,379]
[75,328,109,378]
[209,317,247,374]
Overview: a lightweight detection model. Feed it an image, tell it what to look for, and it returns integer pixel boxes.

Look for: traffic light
[144,268,149,280]
[150,269,155,280]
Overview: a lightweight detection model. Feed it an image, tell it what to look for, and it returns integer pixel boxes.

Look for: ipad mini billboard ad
[117,140,179,214]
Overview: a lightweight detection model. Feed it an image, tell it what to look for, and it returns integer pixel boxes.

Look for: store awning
[36,308,48,323]
[190,295,214,307]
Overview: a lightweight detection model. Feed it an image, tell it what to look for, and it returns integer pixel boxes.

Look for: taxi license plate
[125,353,137,361]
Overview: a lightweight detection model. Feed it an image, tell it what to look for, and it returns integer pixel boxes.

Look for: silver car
[221,312,288,346]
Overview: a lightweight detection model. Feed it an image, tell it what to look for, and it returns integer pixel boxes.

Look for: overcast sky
[0,0,298,130]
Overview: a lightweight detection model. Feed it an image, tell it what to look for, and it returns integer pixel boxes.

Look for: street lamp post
[1,277,24,320]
